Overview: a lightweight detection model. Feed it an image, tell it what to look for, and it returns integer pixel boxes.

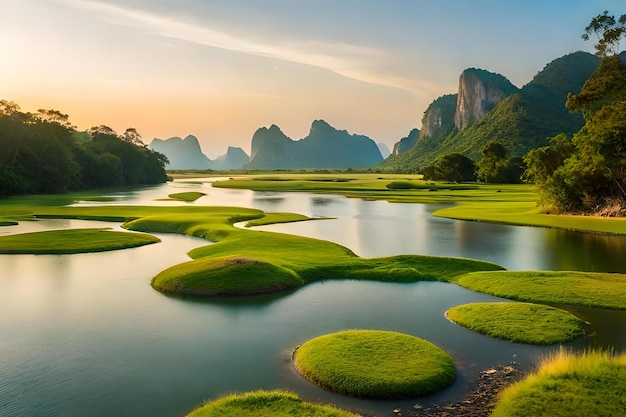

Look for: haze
[0,0,617,157]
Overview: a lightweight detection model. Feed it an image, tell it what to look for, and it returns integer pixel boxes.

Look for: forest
[0,101,168,197]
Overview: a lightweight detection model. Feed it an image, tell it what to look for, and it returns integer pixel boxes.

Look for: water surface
[1,179,625,417]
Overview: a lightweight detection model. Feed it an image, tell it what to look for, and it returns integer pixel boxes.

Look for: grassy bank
[186,390,361,417]
[293,330,456,399]
[491,350,626,417]
[0,228,160,254]
[211,174,626,234]
[446,302,586,345]
[454,271,626,310]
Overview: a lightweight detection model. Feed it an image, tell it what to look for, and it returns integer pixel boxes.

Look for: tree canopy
[0,100,168,197]
[524,12,626,215]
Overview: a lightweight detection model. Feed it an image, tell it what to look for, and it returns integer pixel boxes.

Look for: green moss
[0,228,160,254]
[446,302,586,345]
[454,270,626,310]
[293,330,456,399]
[186,390,361,417]
[491,351,626,417]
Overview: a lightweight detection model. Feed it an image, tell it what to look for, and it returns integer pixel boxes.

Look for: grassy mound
[0,228,160,254]
[152,256,304,296]
[293,330,456,399]
[244,212,327,227]
[186,390,361,417]
[454,271,626,310]
[491,351,626,417]
[446,302,586,345]
[166,192,206,202]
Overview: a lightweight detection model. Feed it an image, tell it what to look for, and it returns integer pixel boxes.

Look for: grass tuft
[491,350,626,417]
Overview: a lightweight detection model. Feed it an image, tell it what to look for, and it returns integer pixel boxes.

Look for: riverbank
[208,174,626,235]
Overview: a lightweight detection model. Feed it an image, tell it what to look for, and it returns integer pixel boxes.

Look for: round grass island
[446,302,586,345]
[293,330,456,399]
[185,390,361,417]
[0,228,160,254]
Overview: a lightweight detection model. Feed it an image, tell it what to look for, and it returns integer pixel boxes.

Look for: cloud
[57,0,423,93]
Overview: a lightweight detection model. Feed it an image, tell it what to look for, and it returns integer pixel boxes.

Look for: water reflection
[3,180,626,417]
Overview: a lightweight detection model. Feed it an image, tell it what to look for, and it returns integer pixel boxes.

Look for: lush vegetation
[454,271,626,310]
[446,302,585,345]
[0,228,160,254]
[476,141,525,184]
[0,101,168,197]
[293,330,456,399]
[524,13,626,215]
[491,350,626,417]
[186,390,361,417]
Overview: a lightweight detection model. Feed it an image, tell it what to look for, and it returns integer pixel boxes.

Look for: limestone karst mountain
[148,136,249,170]
[245,120,383,169]
[149,135,212,170]
[382,51,601,171]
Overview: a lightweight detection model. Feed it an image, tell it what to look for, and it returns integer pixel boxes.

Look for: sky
[0,1,621,158]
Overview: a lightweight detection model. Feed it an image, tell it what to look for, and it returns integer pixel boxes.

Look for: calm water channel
[1,178,625,417]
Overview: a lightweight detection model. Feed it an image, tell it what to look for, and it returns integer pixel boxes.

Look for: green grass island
[491,350,626,417]
[293,330,456,399]
[0,228,160,254]
[446,302,586,345]
[165,191,206,202]
[185,390,361,417]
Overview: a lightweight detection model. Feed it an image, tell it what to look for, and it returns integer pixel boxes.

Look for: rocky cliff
[420,94,457,141]
[245,120,383,170]
[392,128,420,156]
[454,68,519,131]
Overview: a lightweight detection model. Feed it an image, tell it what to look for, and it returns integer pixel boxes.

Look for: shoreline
[396,363,524,417]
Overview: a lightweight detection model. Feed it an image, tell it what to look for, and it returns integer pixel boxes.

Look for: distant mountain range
[149,51,611,172]
[245,119,383,169]
[384,51,603,170]
[148,135,249,170]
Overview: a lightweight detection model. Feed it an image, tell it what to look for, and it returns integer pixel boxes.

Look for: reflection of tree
[312,197,333,206]
[544,229,626,273]
[252,197,285,205]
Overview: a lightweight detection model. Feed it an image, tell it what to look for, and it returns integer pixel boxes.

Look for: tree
[477,141,525,183]
[582,10,626,57]
[422,153,476,182]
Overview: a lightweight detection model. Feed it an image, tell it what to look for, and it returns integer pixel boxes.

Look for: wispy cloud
[57,0,422,93]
